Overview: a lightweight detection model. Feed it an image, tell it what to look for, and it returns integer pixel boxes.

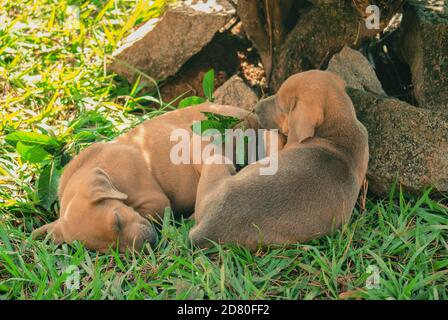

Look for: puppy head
[32,167,157,252]
[255,70,346,143]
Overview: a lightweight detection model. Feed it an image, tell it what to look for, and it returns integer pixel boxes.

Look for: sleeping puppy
[32,104,259,252]
[190,70,369,249]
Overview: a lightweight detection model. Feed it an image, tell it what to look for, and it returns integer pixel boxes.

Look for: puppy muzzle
[254,95,279,130]
[141,222,158,246]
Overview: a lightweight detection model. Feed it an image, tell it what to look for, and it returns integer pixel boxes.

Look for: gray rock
[399,0,448,111]
[348,88,448,195]
[327,46,385,95]
[267,0,405,92]
[214,75,258,110]
[269,2,379,92]
[109,0,235,83]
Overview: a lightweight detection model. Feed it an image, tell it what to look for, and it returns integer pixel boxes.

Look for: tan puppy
[32,104,258,252]
[190,70,369,249]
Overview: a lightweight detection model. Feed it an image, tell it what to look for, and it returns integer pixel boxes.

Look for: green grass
[1,0,447,300]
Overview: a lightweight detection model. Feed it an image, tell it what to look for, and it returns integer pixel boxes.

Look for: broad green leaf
[73,131,98,142]
[70,111,113,134]
[191,112,241,137]
[16,141,52,163]
[202,69,215,101]
[5,131,60,148]
[191,119,227,135]
[178,96,205,108]
[37,161,61,211]
[201,112,240,128]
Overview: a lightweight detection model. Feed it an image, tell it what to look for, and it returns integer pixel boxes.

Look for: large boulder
[269,2,372,92]
[327,45,448,195]
[109,0,235,84]
[327,46,385,95]
[398,0,448,111]
[348,88,448,195]
[214,75,259,111]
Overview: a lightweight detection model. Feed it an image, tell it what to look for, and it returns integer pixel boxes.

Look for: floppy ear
[32,220,63,243]
[287,100,324,144]
[89,167,128,203]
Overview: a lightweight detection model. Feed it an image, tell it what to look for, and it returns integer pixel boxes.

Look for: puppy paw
[188,225,214,248]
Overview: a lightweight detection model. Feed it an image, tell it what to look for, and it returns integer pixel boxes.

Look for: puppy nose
[140,222,158,247]
[144,230,158,247]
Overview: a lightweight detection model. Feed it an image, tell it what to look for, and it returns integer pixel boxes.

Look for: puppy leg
[189,218,219,249]
[135,192,171,221]
[194,155,236,223]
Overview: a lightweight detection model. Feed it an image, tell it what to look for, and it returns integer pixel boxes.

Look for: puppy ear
[287,100,324,144]
[89,167,128,203]
[32,220,63,243]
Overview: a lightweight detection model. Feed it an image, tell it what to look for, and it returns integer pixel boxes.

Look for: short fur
[190,70,369,250]
[32,104,258,252]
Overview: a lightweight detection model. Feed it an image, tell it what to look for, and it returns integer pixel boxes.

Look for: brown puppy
[32,104,258,252]
[190,70,369,249]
